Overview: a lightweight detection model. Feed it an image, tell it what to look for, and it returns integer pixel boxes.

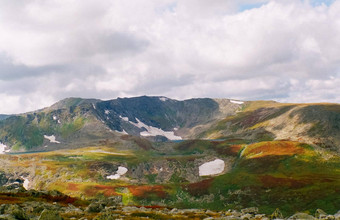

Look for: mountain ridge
[0,96,340,153]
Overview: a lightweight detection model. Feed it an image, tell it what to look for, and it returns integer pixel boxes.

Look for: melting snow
[53,115,57,120]
[130,118,182,140]
[230,100,244,104]
[104,110,110,115]
[44,135,60,144]
[119,115,129,122]
[199,159,225,176]
[92,103,96,109]
[0,142,10,154]
[107,166,128,180]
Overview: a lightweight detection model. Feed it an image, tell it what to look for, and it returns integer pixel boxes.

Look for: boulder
[271,208,284,219]
[315,209,327,219]
[4,205,28,220]
[334,210,340,220]
[0,214,16,220]
[241,207,258,215]
[38,209,63,220]
[86,202,105,213]
[241,213,253,220]
[288,213,315,220]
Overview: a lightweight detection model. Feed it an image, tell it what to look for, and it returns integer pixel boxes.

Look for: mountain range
[0,96,339,152]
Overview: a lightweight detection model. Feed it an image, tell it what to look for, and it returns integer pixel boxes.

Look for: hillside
[0,96,241,152]
[200,101,340,152]
[1,96,340,153]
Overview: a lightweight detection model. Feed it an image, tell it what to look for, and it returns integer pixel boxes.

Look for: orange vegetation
[67,183,80,191]
[243,141,306,159]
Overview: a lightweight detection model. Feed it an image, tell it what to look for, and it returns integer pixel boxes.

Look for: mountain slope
[200,101,340,152]
[0,96,241,152]
[1,96,340,153]
[0,114,10,121]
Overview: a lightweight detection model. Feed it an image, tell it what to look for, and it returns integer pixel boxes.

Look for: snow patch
[119,115,129,122]
[0,142,10,154]
[53,115,57,120]
[104,109,110,115]
[230,100,244,104]
[199,159,225,176]
[129,118,182,140]
[92,103,96,109]
[21,177,29,190]
[107,166,128,180]
[44,135,60,144]
[159,97,168,102]
[115,129,128,135]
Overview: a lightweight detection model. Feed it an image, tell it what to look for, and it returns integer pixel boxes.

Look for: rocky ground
[0,184,339,220]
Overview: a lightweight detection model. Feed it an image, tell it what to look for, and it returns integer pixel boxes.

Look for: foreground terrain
[0,96,339,217]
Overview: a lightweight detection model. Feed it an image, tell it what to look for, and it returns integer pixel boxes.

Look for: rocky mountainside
[0,96,241,152]
[1,96,340,153]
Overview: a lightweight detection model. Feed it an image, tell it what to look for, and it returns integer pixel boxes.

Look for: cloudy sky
[0,0,339,114]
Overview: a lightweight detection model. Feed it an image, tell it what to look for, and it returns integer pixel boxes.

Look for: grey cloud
[1,0,340,114]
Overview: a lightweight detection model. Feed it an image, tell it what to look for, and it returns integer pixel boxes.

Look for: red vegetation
[0,194,20,203]
[84,185,118,197]
[182,178,214,196]
[128,185,167,198]
[41,194,77,205]
[260,175,310,188]
[213,144,242,156]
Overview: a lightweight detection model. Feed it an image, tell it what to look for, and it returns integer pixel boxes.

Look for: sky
[0,0,340,114]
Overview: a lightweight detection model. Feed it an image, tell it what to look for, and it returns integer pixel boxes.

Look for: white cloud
[0,0,340,113]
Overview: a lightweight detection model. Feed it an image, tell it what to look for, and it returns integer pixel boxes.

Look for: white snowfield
[119,115,129,122]
[199,159,225,176]
[159,97,168,102]
[0,142,10,154]
[104,109,110,115]
[44,135,60,144]
[129,118,182,140]
[115,129,128,135]
[21,177,29,190]
[230,100,244,104]
[107,166,128,180]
